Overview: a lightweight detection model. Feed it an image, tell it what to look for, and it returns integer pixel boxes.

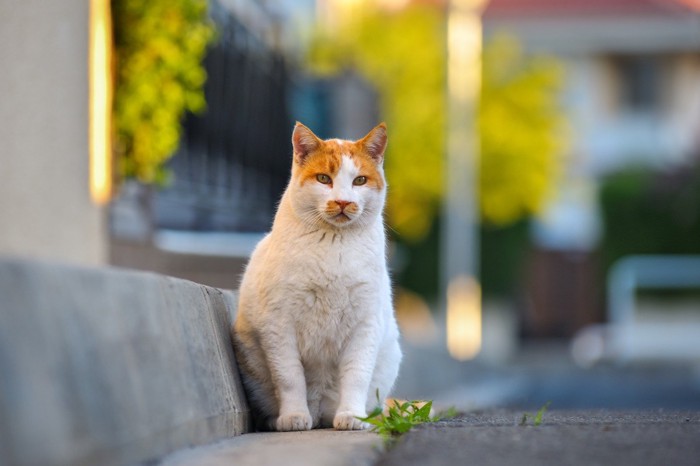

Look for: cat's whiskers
[296,205,325,227]
[382,219,399,236]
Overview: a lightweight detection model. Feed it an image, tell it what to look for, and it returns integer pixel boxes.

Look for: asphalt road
[378,410,700,466]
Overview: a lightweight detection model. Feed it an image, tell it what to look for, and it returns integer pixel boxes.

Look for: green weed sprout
[520,401,551,426]
[357,390,437,440]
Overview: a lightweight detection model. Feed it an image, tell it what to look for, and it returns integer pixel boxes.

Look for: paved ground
[158,409,700,466]
[379,410,700,466]
[158,340,700,466]
[157,336,700,466]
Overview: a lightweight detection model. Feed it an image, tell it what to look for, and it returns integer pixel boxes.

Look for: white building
[484,0,700,253]
[484,0,700,177]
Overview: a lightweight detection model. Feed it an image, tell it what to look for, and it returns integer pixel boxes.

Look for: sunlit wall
[0,1,107,265]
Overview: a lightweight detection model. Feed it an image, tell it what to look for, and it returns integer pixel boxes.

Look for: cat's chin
[324,213,355,227]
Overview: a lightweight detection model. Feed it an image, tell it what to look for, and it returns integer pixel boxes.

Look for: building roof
[482,0,700,54]
[484,0,700,19]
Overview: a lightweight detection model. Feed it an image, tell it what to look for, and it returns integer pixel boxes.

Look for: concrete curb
[160,430,384,466]
[0,258,250,466]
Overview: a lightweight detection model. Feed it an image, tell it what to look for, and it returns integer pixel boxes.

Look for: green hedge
[599,161,700,271]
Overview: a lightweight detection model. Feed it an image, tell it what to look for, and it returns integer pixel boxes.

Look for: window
[612,55,662,111]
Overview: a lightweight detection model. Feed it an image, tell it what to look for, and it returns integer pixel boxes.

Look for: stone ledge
[159,429,383,466]
[0,257,250,466]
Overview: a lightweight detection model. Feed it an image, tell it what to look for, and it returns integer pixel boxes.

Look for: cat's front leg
[334,323,379,430]
[260,328,312,431]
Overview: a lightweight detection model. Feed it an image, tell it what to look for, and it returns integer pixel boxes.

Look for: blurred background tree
[309,4,445,242]
[112,0,215,186]
[307,3,565,299]
[480,36,565,226]
[478,36,565,300]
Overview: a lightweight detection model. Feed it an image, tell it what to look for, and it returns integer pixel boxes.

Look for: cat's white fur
[232,123,402,431]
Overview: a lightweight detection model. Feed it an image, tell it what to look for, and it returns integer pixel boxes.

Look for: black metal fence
[153,1,292,233]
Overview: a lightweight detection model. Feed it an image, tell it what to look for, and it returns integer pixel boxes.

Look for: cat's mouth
[322,208,356,226]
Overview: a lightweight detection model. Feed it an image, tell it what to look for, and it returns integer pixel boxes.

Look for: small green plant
[520,401,551,426]
[435,406,459,420]
[358,391,437,440]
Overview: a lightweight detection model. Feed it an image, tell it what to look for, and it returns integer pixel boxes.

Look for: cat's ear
[359,123,387,163]
[292,122,321,165]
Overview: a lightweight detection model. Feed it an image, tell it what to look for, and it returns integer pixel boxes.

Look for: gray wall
[0,0,106,265]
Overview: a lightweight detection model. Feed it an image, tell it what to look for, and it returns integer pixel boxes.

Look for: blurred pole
[442,0,486,360]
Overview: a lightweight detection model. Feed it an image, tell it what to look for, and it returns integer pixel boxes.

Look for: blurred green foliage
[600,161,700,270]
[307,5,565,241]
[396,217,442,301]
[480,220,530,298]
[480,36,565,225]
[112,0,215,185]
[309,4,445,241]
[397,215,529,301]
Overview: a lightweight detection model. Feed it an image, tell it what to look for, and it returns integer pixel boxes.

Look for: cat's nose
[334,200,351,211]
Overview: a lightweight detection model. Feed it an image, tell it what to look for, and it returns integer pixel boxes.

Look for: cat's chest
[282,230,382,308]
[293,244,379,361]
[269,228,387,361]
[297,232,379,286]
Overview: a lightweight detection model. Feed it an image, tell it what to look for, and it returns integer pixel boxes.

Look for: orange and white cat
[232,122,401,431]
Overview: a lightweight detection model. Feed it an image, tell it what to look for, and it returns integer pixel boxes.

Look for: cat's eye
[353,176,367,186]
[316,174,332,185]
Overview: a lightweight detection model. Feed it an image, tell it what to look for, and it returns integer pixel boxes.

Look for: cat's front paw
[276,412,313,432]
[333,411,369,431]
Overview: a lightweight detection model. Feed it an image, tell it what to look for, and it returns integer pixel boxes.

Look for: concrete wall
[0,258,250,466]
[0,0,106,265]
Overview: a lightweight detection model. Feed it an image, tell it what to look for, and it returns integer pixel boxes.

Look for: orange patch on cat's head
[291,123,388,190]
[293,138,343,185]
[346,144,385,191]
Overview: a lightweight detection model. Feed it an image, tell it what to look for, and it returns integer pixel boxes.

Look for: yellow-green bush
[309,5,445,241]
[480,35,566,225]
[112,0,215,185]
[308,6,565,241]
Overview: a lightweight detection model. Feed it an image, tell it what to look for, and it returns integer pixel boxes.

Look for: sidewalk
[157,409,700,466]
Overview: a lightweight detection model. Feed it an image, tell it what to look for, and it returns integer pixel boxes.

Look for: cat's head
[288,122,388,229]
